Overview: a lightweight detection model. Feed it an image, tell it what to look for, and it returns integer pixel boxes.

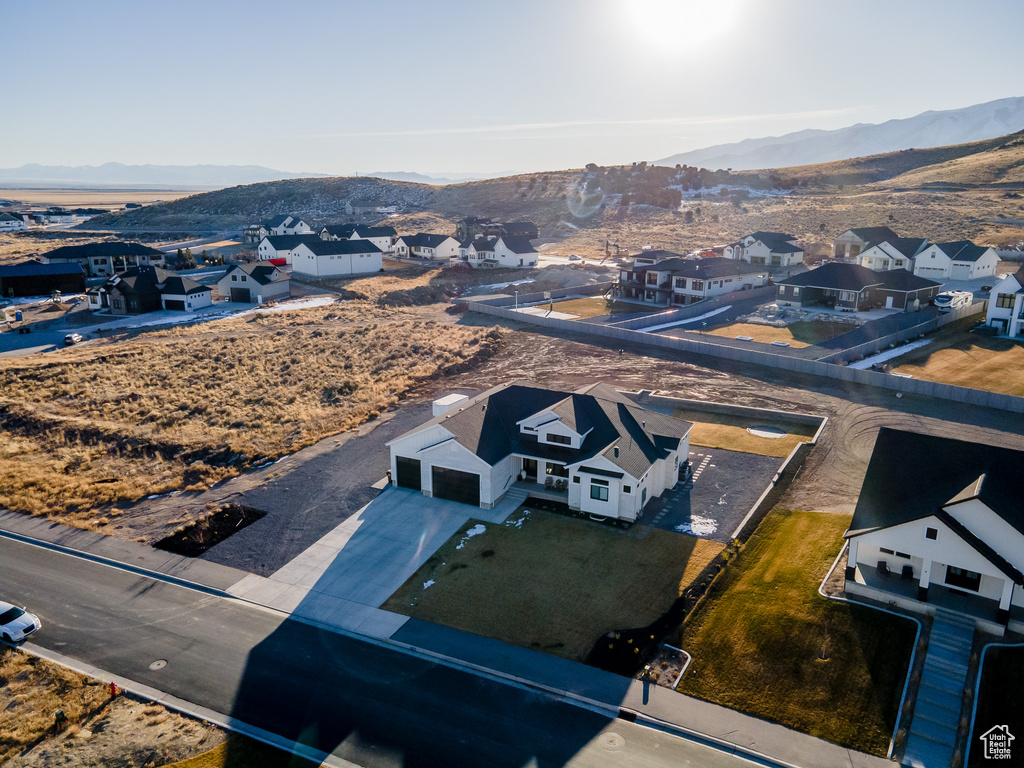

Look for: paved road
[2,537,756,768]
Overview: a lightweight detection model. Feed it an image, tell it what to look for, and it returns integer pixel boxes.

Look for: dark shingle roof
[469,237,497,252]
[158,274,208,295]
[263,214,291,228]
[849,428,1024,539]
[499,236,537,254]
[44,241,163,260]
[394,381,691,480]
[878,269,940,292]
[301,239,382,256]
[748,232,801,253]
[0,260,84,278]
[225,264,287,286]
[320,224,357,238]
[634,257,765,279]
[401,233,452,248]
[776,262,884,291]
[107,265,206,297]
[635,250,685,262]
[936,241,990,263]
[845,226,900,247]
[872,237,929,259]
[263,234,319,250]
[352,225,397,238]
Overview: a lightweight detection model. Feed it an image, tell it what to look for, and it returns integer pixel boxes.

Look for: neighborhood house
[217,263,291,304]
[0,261,86,298]
[394,233,461,261]
[290,239,383,277]
[614,255,769,306]
[984,265,1024,337]
[43,241,167,278]
[387,381,691,523]
[775,263,941,311]
[459,236,538,268]
[87,265,212,315]
[844,428,1024,635]
[722,231,804,267]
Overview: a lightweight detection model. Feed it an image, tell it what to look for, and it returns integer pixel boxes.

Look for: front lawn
[382,509,723,662]
[672,408,818,458]
[706,320,850,347]
[676,509,916,756]
[891,330,1024,396]
[549,296,653,318]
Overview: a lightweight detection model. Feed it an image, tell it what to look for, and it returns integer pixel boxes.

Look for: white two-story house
[387,382,691,522]
[844,428,1024,635]
[394,233,461,261]
[614,256,769,306]
[984,266,1024,337]
[857,237,929,272]
[723,232,804,267]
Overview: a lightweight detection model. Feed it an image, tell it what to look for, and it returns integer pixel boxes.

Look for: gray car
[0,601,42,643]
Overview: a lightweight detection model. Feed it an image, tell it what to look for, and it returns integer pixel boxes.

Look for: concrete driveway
[227,487,520,639]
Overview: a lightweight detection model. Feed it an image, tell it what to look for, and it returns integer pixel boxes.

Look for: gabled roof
[263,214,291,228]
[158,274,208,296]
[44,241,164,260]
[635,257,766,279]
[300,239,382,256]
[842,226,900,247]
[848,428,1024,544]
[469,236,497,252]
[391,381,691,480]
[0,212,22,222]
[107,265,207,297]
[224,263,287,285]
[351,225,397,238]
[262,234,319,250]
[400,233,453,248]
[776,262,884,291]
[0,260,85,278]
[877,269,940,292]
[934,241,991,263]
[871,237,929,259]
[320,224,357,238]
[498,236,537,254]
[748,232,801,253]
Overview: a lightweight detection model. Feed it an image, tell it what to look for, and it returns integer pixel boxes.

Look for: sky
[3,0,1022,176]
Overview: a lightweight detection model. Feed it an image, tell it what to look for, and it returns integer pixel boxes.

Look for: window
[896,551,911,559]
[545,462,569,478]
[572,476,580,484]
[547,433,571,445]
[590,479,609,501]
[641,487,647,503]
[997,294,1015,309]
[623,485,632,494]
[523,425,535,431]
[231,275,237,281]
[691,279,704,291]
[840,291,857,302]
[793,287,800,295]
[674,277,686,289]
[926,527,938,540]
[646,272,659,285]
[945,566,982,592]
[880,547,895,555]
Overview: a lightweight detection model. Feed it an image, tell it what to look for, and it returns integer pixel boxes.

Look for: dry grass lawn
[0,648,110,764]
[383,509,723,662]
[705,320,850,348]
[675,509,916,756]
[547,296,651,318]
[673,409,817,458]
[164,735,320,768]
[0,304,501,521]
[890,330,1024,396]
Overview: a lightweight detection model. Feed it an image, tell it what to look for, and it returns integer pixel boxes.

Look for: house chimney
[614,446,619,458]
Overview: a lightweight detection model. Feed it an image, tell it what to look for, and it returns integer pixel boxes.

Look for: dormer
[517,410,590,450]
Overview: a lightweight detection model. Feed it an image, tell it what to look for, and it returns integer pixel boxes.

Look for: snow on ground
[848,339,933,369]
[1,293,86,307]
[675,515,719,536]
[475,278,534,292]
[643,305,731,333]
[514,306,578,320]
[423,579,435,589]
[455,524,487,550]
[252,296,335,314]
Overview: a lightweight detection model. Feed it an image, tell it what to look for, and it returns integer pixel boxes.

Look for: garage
[231,287,251,303]
[395,456,421,491]
[164,299,186,311]
[950,264,972,280]
[431,466,480,506]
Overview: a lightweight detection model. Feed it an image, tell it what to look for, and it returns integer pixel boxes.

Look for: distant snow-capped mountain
[657,97,1024,171]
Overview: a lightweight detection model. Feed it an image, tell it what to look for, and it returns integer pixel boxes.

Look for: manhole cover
[149,659,167,671]
[746,425,787,438]
[598,732,625,751]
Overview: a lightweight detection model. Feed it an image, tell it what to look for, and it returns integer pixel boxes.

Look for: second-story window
[547,434,571,445]
[646,272,658,285]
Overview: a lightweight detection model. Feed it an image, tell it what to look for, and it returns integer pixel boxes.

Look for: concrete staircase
[503,487,530,506]
[902,609,975,768]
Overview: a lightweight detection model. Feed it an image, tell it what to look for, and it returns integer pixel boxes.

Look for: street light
[514,290,519,309]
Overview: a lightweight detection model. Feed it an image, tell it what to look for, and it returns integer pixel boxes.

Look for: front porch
[846,562,1007,635]
[512,480,568,503]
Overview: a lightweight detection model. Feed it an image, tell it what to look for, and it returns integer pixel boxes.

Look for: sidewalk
[0,509,892,768]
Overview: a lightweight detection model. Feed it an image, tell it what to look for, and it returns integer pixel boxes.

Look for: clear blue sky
[3,0,1021,175]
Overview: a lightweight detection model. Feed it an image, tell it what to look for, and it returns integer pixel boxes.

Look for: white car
[568,254,581,261]
[0,601,42,643]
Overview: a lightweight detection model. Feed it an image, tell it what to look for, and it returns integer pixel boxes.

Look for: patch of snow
[455,523,487,549]
[274,455,291,464]
[423,579,435,589]
[675,515,719,536]
[476,278,534,292]
[644,305,731,333]
[848,339,933,369]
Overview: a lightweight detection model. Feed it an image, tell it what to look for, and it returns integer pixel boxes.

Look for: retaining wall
[462,281,614,308]
[467,300,1024,414]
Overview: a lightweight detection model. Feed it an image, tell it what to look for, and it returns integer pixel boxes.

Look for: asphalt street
[2,537,757,768]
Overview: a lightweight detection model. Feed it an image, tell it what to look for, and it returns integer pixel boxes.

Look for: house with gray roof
[833,226,901,261]
[775,263,940,311]
[86,265,211,315]
[43,241,166,278]
[844,428,1024,635]
[263,215,312,236]
[256,234,320,264]
[913,240,998,281]
[290,239,382,278]
[386,381,691,521]
[857,237,930,272]
[724,231,804,267]
[615,256,769,306]
[394,233,461,261]
[216,263,290,304]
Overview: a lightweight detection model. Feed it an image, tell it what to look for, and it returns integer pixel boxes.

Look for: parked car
[568,254,581,261]
[64,333,83,345]
[0,601,41,643]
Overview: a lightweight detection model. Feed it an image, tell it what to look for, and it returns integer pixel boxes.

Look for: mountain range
[656,97,1024,171]
[0,162,325,188]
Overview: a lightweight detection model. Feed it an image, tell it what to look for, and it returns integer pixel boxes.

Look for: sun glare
[620,0,741,49]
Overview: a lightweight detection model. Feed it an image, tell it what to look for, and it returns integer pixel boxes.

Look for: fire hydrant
[110,681,119,698]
